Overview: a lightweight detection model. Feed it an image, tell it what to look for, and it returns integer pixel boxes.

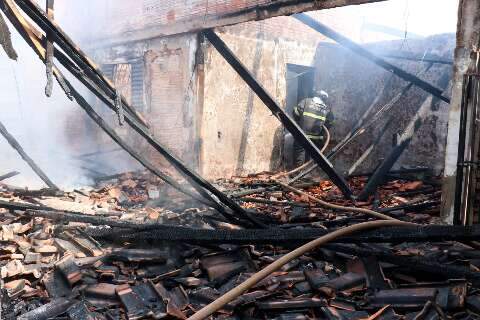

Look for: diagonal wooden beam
[0,120,58,190]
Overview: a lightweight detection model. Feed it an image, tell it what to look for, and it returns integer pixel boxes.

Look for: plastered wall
[199,19,323,179]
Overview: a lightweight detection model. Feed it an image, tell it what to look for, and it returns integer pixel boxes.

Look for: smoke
[318,0,459,43]
[0,0,460,190]
[0,16,141,190]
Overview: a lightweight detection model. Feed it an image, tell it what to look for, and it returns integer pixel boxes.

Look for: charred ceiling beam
[93,0,388,46]
[383,53,454,66]
[347,116,393,176]
[11,0,148,129]
[203,29,354,199]
[294,13,451,104]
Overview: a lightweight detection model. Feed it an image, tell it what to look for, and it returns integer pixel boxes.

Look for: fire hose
[188,173,411,319]
[272,125,330,180]
[187,220,413,320]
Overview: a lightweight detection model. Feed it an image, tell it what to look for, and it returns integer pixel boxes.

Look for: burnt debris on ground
[1,168,479,319]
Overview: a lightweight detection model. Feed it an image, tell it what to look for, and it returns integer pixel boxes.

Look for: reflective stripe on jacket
[295,97,330,137]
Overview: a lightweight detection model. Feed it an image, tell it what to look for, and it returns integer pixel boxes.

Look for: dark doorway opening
[283,64,315,169]
[286,64,315,116]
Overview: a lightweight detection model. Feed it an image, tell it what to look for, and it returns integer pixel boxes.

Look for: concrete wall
[313,35,454,175]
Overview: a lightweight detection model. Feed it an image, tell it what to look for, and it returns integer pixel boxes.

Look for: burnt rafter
[92,0,388,45]
[203,29,354,199]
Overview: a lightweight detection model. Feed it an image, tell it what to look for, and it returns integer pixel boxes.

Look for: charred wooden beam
[326,244,480,285]
[358,89,448,200]
[203,29,353,199]
[0,2,219,212]
[0,199,51,211]
[378,200,440,213]
[43,0,53,97]
[0,170,19,181]
[25,209,172,230]
[83,223,480,244]
[383,53,453,65]
[11,0,147,128]
[348,167,431,178]
[0,11,16,59]
[0,120,58,190]
[347,117,393,176]
[294,13,450,103]
[90,0,388,45]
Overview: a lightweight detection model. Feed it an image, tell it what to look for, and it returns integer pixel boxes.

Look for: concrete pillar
[441,0,480,223]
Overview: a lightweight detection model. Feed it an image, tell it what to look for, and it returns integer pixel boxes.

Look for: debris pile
[1,169,479,319]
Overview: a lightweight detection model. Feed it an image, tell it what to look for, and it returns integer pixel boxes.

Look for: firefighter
[293,89,333,166]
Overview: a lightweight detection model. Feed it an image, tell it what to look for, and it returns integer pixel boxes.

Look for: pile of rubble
[1,169,480,319]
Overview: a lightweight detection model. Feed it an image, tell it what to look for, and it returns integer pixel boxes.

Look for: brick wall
[85,34,200,173]
[57,0,365,47]
[58,0,276,44]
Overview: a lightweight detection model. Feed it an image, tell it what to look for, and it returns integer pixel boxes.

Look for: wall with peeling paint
[199,19,323,179]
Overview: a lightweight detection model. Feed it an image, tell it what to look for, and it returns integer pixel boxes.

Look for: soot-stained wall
[314,34,455,175]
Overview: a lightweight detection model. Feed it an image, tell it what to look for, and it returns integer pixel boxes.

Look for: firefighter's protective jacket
[293,96,333,141]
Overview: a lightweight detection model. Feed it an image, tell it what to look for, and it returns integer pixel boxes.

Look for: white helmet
[318,90,329,100]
